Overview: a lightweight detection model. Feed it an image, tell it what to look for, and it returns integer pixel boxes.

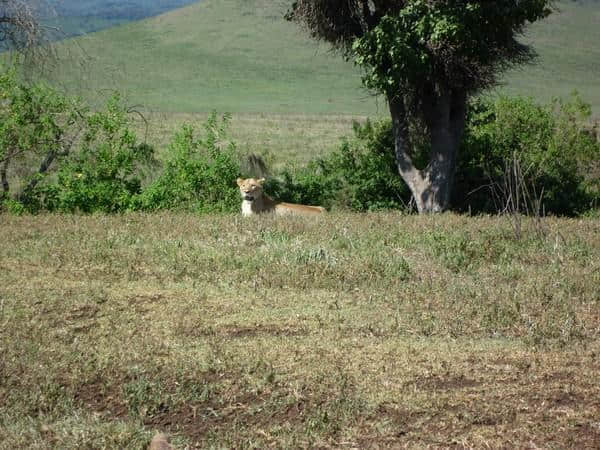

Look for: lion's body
[237,178,325,216]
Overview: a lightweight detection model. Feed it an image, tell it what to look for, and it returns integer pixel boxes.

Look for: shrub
[1,68,241,214]
[33,94,155,213]
[274,94,599,216]
[455,94,600,215]
[0,68,83,211]
[135,112,241,213]
[268,119,411,211]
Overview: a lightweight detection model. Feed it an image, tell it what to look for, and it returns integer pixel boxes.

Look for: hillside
[42,0,600,114]
[499,0,600,113]
[45,0,378,114]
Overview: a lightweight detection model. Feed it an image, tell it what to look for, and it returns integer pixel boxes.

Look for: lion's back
[274,202,326,215]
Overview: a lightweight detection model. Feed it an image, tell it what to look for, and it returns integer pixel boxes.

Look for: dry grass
[1,212,599,448]
[139,112,369,170]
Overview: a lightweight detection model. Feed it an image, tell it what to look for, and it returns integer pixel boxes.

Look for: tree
[287,0,553,213]
[1,0,57,70]
[1,0,40,50]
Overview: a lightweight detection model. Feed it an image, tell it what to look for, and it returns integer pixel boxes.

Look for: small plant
[124,376,169,419]
[427,231,481,272]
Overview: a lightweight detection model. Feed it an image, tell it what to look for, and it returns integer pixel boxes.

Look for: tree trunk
[388,89,467,214]
[1,158,9,196]
[18,149,58,202]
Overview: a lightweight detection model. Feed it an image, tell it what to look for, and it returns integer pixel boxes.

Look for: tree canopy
[289,1,552,96]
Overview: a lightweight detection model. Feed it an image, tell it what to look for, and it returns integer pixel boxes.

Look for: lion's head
[236,177,265,202]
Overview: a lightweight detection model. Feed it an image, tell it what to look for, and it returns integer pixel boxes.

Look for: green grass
[45,0,378,115]
[1,212,599,448]
[38,0,600,115]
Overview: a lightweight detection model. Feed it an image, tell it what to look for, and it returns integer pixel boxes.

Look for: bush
[135,112,241,213]
[268,119,411,211]
[455,94,600,215]
[273,94,599,216]
[32,94,155,213]
[1,68,242,214]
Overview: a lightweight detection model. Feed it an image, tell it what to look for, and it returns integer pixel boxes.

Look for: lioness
[236,177,325,216]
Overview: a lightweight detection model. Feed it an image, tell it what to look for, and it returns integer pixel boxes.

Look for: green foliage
[0,68,82,206]
[1,197,26,215]
[272,94,599,216]
[32,95,155,213]
[456,94,600,215]
[351,1,552,96]
[268,119,410,211]
[135,112,241,213]
[1,69,242,214]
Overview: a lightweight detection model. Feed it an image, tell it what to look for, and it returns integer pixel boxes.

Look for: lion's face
[236,177,265,201]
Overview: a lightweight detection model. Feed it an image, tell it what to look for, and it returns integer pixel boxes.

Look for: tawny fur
[237,177,325,216]
[148,433,174,450]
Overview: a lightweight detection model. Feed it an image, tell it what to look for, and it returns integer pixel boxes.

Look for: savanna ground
[1,212,599,448]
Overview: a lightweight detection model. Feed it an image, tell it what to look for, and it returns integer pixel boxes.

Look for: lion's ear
[257,178,266,185]
[236,178,244,186]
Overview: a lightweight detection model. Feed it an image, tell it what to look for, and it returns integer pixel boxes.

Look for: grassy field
[1,212,599,448]
[2,3,599,448]
[141,112,366,170]
[42,0,600,116]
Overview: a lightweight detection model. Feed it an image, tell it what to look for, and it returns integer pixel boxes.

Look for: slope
[46,0,378,114]
[43,0,600,115]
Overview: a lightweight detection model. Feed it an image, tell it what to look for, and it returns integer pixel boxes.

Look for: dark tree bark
[0,0,59,73]
[1,158,10,195]
[18,149,57,202]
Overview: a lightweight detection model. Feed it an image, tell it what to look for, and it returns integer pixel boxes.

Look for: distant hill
[43,0,377,114]
[40,0,600,115]
[42,0,201,37]
[49,0,199,19]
